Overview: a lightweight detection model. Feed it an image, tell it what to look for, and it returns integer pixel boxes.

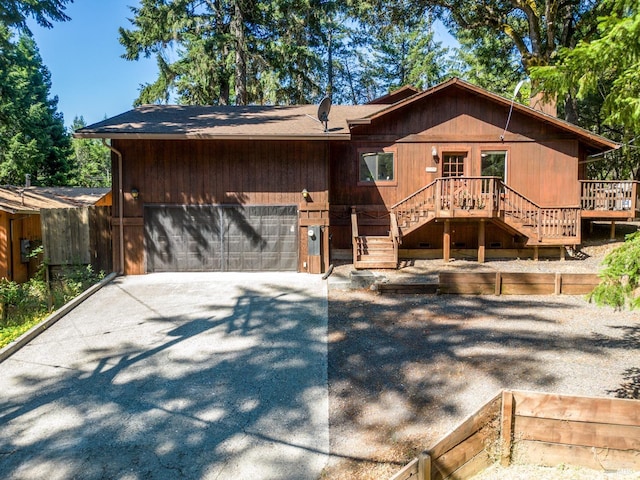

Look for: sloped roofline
[347,77,619,151]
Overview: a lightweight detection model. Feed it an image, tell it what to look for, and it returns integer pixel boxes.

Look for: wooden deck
[350,178,638,269]
[580,180,640,219]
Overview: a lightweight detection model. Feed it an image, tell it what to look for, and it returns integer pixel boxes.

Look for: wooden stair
[351,208,399,269]
[353,235,397,269]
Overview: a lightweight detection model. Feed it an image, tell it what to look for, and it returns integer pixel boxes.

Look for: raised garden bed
[389,390,640,480]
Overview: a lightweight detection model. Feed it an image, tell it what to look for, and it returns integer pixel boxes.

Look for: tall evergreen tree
[0,0,72,31]
[0,27,73,186]
[357,12,447,100]
[120,0,335,106]
[531,0,640,179]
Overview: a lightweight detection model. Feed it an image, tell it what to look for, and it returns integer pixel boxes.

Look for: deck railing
[391,177,580,243]
[437,176,500,212]
[580,180,639,213]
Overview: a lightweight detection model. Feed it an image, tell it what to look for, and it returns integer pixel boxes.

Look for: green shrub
[0,263,104,347]
[590,231,640,310]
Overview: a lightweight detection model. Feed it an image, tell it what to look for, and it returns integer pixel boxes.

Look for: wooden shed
[75,78,634,275]
[0,187,110,282]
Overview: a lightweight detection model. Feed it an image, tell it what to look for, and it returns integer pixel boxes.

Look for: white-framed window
[359,151,395,183]
[481,150,507,181]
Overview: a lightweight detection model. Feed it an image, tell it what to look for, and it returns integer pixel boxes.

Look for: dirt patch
[323,226,640,479]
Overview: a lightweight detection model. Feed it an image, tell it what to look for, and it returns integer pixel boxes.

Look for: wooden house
[0,187,110,282]
[75,78,637,275]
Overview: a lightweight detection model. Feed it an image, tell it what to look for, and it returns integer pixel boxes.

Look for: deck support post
[443,220,451,262]
[560,246,566,261]
[533,245,539,261]
[478,220,485,263]
[610,221,616,240]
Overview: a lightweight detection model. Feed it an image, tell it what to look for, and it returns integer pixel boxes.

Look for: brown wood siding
[339,89,582,205]
[9,213,41,283]
[112,139,329,274]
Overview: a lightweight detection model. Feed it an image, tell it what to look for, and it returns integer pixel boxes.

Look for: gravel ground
[322,223,640,480]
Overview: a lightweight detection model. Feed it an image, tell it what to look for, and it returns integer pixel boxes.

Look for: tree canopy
[531,0,640,179]
[0,0,72,31]
[0,26,73,186]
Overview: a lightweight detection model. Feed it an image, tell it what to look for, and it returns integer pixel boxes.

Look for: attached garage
[145,205,298,272]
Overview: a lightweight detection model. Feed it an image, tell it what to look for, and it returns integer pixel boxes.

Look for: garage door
[145,205,298,272]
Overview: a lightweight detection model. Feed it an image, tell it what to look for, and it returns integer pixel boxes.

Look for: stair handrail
[390,179,438,211]
[351,207,360,262]
[501,183,580,241]
[389,211,401,249]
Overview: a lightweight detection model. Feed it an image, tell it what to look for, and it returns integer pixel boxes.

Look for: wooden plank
[501,284,555,295]
[514,440,640,471]
[501,391,514,466]
[560,273,601,285]
[439,284,496,295]
[439,272,497,284]
[431,424,497,480]
[378,283,439,294]
[561,284,598,295]
[554,272,561,295]
[443,450,494,480]
[514,415,640,451]
[430,393,501,459]
[512,391,640,427]
[388,457,420,480]
[494,271,501,296]
[500,272,556,284]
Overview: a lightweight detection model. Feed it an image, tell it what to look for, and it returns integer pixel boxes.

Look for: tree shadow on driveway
[0,274,328,480]
[325,290,640,478]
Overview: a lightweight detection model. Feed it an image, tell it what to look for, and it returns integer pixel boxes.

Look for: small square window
[359,152,394,183]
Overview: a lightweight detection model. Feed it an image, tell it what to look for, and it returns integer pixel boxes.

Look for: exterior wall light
[131,188,140,200]
[301,188,309,200]
[431,146,439,163]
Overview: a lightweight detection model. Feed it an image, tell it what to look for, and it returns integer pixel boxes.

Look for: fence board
[41,206,112,272]
[430,393,501,459]
[514,415,640,450]
[432,426,496,480]
[388,457,420,480]
[512,391,640,426]
[513,441,640,471]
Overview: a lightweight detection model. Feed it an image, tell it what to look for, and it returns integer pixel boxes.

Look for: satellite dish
[317,96,331,132]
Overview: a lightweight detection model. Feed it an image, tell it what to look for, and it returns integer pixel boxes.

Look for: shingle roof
[75,104,385,140]
[73,78,618,153]
[0,186,110,214]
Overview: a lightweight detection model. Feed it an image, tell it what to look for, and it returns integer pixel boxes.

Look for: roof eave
[73,132,352,141]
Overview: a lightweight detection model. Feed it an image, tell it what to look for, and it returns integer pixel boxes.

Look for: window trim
[357,146,398,186]
[480,147,510,183]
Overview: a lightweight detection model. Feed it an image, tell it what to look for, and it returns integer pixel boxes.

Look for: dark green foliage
[354,10,448,102]
[590,231,640,310]
[70,117,111,187]
[0,27,74,185]
[0,0,72,31]
[531,0,640,180]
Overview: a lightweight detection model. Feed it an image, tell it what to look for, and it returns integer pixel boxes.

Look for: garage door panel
[145,205,297,272]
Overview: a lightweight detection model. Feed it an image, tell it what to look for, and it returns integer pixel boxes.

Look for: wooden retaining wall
[502,390,640,471]
[377,272,600,296]
[390,390,640,480]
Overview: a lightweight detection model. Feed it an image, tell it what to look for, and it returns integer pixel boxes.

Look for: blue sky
[29,1,457,129]
[29,0,157,128]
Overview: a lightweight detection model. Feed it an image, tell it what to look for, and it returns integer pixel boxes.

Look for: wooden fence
[41,206,112,273]
[390,390,640,480]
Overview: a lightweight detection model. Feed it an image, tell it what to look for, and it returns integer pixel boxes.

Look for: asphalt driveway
[0,273,329,480]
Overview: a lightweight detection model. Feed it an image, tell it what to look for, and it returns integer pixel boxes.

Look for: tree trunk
[232,1,247,105]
